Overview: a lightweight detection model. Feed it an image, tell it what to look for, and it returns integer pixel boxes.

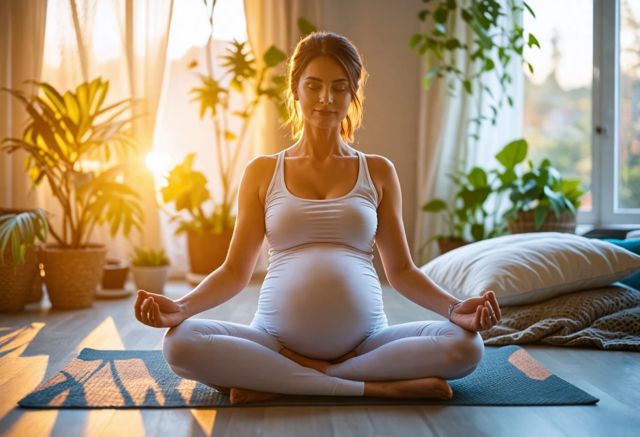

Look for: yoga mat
[18,345,598,408]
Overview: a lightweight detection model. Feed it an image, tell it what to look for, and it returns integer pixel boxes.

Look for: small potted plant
[97,258,131,298]
[497,140,585,233]
[1,78,144,309]
[131,247,170,294]
[0,209,48,312]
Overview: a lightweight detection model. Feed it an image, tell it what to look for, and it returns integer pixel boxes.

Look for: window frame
[591,0,640,226]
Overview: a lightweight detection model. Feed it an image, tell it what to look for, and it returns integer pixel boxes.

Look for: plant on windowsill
[131,247,170,294]
[497,140,585,233]
[420,137,584,255]
[1,78,144,309]
[0,209,48,312]
[161,9,317,283]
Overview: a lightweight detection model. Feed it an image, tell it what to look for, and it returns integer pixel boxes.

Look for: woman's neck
[291,127,353,161]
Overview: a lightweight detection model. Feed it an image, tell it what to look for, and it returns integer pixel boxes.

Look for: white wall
[323,0,423,281]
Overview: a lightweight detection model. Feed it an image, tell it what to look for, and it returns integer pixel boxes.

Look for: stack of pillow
[420,232,640,306]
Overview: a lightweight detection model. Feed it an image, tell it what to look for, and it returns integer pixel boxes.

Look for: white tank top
[252,149,388,359]
[264,149,380,255]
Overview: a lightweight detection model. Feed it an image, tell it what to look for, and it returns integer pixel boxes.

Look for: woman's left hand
[449,290,502,332]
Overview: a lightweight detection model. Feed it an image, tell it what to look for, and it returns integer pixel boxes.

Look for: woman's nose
[320,87,333,104]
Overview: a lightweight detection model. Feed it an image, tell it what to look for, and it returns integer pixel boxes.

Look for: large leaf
[422,198,448,212]
[495,138,528,169]
[467,167,488,188]
[263,45,287,68]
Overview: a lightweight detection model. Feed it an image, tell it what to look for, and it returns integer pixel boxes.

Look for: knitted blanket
[481,284,640,351]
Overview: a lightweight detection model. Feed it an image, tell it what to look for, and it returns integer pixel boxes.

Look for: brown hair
[284,32,368,143]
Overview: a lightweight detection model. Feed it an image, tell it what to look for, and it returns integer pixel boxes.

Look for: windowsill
[577,223,640,239]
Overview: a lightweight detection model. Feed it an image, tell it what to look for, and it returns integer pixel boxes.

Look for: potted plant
[497,140,585,233]
[131,247,170,294]
[161,6,304,283]
[1,78,144,309]
[421,164,507,255]
[99,258,131,297]
[0,209,48,312]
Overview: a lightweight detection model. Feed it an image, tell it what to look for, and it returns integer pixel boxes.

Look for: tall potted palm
[1,78,144,309]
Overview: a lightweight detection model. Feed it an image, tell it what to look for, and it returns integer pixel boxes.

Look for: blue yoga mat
[18,345,598,408]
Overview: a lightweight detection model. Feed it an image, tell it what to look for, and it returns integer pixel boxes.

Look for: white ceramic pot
[131,265,169,294]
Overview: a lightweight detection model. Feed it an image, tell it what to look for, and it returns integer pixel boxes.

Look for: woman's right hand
[134,289,185,328]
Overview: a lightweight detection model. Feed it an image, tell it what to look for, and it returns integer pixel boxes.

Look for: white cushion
[420,232,640,306]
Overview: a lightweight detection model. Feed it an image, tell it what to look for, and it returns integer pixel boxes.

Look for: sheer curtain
[0,0,48,210]
[413,1,524,266]
[37,0,173,258]
[243,0,324,274]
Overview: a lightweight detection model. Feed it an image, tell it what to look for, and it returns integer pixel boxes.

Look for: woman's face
[295,56,353,132]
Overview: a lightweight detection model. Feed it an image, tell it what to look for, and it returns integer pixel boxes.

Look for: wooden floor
[1,279,639,437]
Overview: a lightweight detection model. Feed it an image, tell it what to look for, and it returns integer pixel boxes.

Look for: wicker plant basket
[0,247,39,312]
[508,210,577,234]
[38,244,107,309]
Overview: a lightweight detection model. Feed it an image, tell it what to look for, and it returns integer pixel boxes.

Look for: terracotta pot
[132,265,170,294]
[0,246,39,312]
[102,258,130,289]
[508,210,577,234]
[437,239,471,255]
[38,244,107,310]
[186,227,234,275]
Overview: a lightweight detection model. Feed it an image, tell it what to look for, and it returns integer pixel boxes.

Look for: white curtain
[243,0,324,274]
[0,0,48,210]
[413,1,524,266]
[36,0,173,258]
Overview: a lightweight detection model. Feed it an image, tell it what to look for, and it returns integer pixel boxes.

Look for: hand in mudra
[134,289,184,328]
[449,290,501,332]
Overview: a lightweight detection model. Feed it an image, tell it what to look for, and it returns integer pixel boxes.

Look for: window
[524,0,640,226]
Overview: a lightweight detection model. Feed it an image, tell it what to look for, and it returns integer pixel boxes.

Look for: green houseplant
[1,78,144,309]
[421,164,507,254]
[0,209,48,312]
[497,140,585,233]
[162,9,314,282]
[421,138,584,255]
[131,246,170,294]
[411,0,539,141]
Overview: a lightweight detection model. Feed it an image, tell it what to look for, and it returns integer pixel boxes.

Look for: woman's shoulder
[245,153,278,175]
[360,152,395,181]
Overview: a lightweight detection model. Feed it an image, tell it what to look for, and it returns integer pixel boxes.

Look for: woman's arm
[135,156,269,327]
[370,155,500,330]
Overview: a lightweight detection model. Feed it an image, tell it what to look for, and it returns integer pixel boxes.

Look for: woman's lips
[314,110,336,115]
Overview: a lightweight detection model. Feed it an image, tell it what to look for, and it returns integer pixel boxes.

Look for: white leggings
[162,319,484,396]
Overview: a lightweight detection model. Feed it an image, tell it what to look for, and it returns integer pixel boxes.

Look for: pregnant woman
[134,31,501,405]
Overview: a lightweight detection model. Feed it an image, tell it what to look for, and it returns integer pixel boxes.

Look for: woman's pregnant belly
[252,244,388,360]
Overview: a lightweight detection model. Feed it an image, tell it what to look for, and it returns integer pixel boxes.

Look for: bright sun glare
[145,152,173,187]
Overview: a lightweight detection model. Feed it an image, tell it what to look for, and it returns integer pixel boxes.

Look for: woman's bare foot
[279,347,333,373]
[364,377,453,400]
[229,387,282,405]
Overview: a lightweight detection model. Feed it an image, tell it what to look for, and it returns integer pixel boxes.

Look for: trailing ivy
[411,0,539,142]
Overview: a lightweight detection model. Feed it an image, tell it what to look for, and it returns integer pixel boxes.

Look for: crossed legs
[162,319,484,403]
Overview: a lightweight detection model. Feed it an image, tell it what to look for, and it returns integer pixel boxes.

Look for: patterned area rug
[18,345,598,408]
